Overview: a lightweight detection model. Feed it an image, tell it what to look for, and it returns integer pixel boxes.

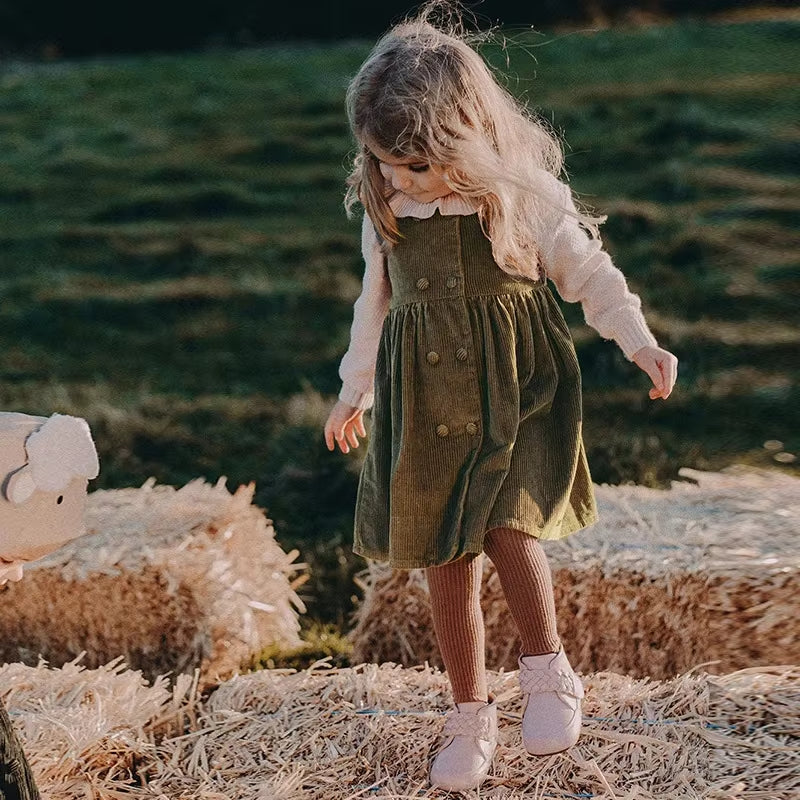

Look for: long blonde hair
[343,2,606,277]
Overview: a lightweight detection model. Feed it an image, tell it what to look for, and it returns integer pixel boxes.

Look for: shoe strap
[442,710,493,741]
[519,664,585,699]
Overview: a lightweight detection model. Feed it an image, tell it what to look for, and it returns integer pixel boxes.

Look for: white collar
[389,191,481,219]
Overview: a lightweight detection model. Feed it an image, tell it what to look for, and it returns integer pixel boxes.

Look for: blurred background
[0,1,797,644]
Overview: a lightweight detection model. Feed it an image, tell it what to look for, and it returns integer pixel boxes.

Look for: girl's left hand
[631,345,678,400]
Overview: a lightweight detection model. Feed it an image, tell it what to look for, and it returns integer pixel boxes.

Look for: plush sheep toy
[0,412,99,584]
[0,412,99,798]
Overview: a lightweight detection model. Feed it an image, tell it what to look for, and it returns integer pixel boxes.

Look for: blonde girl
[323,4,678,791]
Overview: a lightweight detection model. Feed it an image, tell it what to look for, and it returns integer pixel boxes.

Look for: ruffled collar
[389,191,481,219]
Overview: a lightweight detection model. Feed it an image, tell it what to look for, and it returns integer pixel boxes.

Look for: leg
[483,526,561,656]
[484,528,583,754]
[425,552,488,704]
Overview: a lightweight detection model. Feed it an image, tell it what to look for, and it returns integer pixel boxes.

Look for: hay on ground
[348,466,800,678]
[0,478,307,685]
[5,657,797,799]
[0,657,192,800]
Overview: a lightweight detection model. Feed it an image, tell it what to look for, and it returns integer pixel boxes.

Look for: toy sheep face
[0,476,90,562]
[0,412,99,565]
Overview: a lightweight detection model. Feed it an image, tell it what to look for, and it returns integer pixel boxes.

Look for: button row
[426,348,469,365]
[415,276,461,291]
[436,423,479,438]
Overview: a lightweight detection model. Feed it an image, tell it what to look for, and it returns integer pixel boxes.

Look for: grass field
[0,17,797,630]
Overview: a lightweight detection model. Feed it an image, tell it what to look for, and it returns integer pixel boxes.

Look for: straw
[3,656,797,799]
[0,478,307,686]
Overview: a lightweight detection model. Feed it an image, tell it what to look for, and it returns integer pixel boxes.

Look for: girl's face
[368,142,453,203]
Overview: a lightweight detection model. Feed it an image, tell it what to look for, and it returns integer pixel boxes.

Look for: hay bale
[348,466,800,679]
[0,657,191,800]
[148,660,799,799]
[0,478,307,685]
[5,657,797,799]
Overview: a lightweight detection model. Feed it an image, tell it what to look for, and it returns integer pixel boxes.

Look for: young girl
[323,6,678,792]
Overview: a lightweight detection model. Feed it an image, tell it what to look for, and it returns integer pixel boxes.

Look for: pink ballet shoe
[517,647,584,755]
[429,695,497,791]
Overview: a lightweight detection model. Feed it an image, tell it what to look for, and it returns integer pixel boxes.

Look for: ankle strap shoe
[429,695,498,791]
[518,648,584,755]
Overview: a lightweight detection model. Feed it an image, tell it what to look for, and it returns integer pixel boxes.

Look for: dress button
[426,351,440,365]
[446,276,459,289]
[416,277,430,290]
[465,422,478,435]
[455,347,468,361]
[436,424,449,437]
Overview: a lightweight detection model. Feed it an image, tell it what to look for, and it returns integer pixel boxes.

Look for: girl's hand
[324,400,367,454]
[631,345,678,400]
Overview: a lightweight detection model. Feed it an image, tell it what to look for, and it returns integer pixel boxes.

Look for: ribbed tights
[425,527,561,704]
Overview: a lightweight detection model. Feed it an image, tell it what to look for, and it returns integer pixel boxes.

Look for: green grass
[249,620,354,672]
[0,17,797,630]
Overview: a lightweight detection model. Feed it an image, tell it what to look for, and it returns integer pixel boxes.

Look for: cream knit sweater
[338,178,659,411]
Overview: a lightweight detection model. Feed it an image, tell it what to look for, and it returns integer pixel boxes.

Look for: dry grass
[0,657,195,799]
[2,657,797,799]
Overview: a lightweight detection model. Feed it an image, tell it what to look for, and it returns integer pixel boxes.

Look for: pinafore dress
[353,209,598,570]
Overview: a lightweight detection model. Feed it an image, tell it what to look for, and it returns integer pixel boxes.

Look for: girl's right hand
[324,400,367,454]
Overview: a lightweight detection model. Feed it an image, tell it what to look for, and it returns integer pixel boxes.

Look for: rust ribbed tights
[424,527,561,704]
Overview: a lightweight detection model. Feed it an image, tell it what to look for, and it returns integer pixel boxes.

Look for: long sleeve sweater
[338,179,659,411]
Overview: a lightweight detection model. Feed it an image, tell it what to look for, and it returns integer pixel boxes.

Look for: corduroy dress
[352,209,599,570]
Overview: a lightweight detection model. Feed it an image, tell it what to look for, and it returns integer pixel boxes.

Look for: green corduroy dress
[353,210,599,570]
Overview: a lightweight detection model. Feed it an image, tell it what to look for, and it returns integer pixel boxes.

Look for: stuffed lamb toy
[0,412,99,583]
